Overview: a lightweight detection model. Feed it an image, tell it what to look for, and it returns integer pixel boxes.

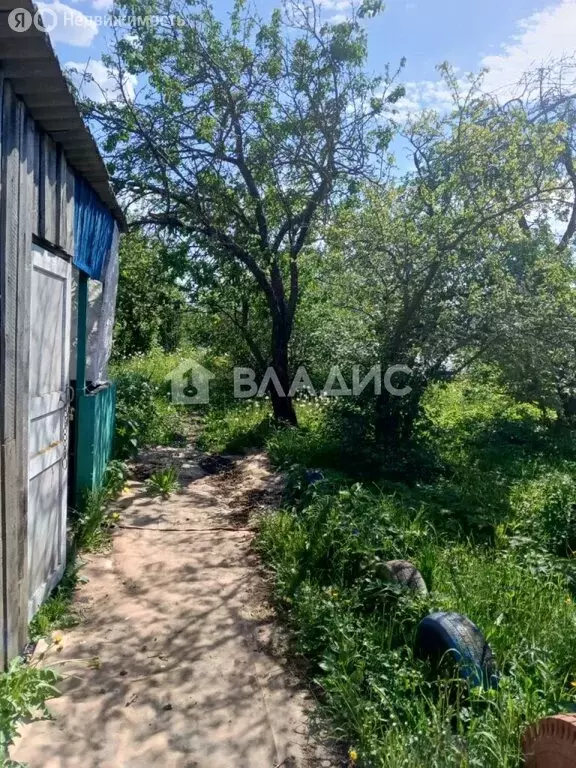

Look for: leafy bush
[111,346,192,386]
[112,369,185,457]
[103,460,129,498]
[267,398,381,474]
[510,467,576,555]
[0,658,59,758]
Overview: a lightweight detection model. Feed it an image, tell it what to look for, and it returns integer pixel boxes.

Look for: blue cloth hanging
[73,175,115,281]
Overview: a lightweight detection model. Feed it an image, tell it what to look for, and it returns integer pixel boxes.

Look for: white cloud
[481,0,576,93]
[390,78,458,121]
[37,1,99,46]
[317,0,353,22]
[326,12,349,23]
[391,0,576,119]
[66,59,137,102]
[92,0,113,9]
[318,0,353,8]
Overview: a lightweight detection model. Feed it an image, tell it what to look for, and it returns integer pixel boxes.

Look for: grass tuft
[145,466,180,497]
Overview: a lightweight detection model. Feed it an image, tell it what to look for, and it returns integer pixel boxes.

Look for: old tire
[523,714,576,767]
[379,559,428,596]
[415,611,498,689]
[305,469,325,486]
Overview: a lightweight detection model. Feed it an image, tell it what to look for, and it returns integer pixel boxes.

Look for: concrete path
[12,449,334,768]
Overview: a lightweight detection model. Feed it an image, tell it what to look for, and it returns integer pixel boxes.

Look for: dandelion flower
[52,630,64,645]
[348,748,358,763]
[571,681,576,688]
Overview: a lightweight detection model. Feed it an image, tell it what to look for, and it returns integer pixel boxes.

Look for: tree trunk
[269,316,297,426]
[374,384,421,446]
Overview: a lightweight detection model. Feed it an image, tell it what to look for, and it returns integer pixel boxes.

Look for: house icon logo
[166,360,215,405]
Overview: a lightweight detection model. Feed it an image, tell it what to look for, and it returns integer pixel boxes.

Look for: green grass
[199,395,341,460]
[0,657,59,761]
[257,486,576,767]
[23,347,576,766]
[110,347,194,457]
[110,346,238,458]
[28,562,83,643]
[198,399,275,453]
[145,466,181,497]
[244,374,576,766]
[110,346,196,385]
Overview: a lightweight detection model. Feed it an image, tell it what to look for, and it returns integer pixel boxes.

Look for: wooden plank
[7,78,63,96]
[29,107,79,122]
[38,117,85,132]
[57,145,64,250]
[14,104,34,639]
[39,133,57,243]
[0,78,19,442]
[0,79,27,663]
[0,441,22,661]
[64,162,74,255]
[0,16,43,40]
[0,59,62,80]
[0,69,5,669]
[19,95,73,110]
[0,39,48,58]
[46,133,94,148]
[47,135,59,244]
[56,146,74,253]
[31,125,40,236]
[0,0,35,10]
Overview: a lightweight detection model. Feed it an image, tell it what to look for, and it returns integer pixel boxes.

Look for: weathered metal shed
[0,1,126,666]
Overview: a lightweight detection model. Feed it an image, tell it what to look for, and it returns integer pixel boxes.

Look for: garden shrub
[0,658,59,761]
[112,368,185,457]
[509,467,576,555]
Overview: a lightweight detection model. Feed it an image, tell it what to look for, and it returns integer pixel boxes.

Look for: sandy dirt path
[11,447,336,768]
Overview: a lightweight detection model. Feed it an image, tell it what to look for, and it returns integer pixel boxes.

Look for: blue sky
[40,0,576,113]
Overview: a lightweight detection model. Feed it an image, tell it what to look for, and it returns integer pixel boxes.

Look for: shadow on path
[11,446,337,768]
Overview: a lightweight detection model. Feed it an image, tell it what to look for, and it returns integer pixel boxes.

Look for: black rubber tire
[415,611,498,689]
[379,559,428,596]
[305,469,324,486]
